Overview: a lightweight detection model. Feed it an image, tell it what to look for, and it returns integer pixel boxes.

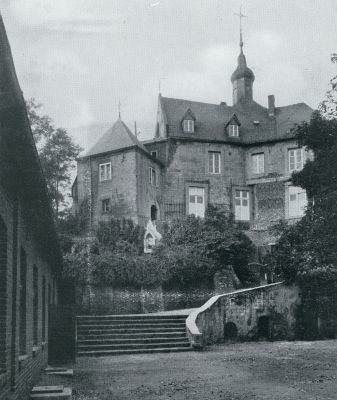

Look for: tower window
[102,198,111,214]
[0,216,7,372]
[33,265,38,346]
[151,151,157,159]
[229,124,239,137]
[19,247,27,355]
[235,190,250,221]
[183,119,194,133]
[149,167,157,186]
[288,186,307,218]
[99,162,112,181]
[151,205,158,221]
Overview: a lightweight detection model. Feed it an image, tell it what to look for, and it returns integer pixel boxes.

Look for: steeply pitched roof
[85,118,149,157]
[159,96,313,144]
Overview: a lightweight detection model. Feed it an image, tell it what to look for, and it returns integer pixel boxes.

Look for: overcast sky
[1,0,336,152]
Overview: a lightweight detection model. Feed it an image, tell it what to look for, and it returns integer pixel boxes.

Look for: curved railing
[186,282,285,349]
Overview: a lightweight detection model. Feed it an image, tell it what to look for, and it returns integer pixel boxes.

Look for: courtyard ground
[40,340,337,400]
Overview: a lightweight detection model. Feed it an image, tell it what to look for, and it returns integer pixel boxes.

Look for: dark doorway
[224,322,238,341]
[151,205,157,221]
[258,316,271,340]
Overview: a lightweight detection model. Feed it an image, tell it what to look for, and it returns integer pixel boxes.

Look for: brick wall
[0,182,60,400]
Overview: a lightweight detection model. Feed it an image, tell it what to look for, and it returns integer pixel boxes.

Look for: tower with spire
[231,8,255,105]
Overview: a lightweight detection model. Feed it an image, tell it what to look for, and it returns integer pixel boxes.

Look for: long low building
[0,14,67,400]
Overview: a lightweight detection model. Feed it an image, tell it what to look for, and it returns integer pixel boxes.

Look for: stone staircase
[76,314,192,356]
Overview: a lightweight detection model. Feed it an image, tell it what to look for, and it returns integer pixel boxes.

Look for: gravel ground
[39,340,337,400]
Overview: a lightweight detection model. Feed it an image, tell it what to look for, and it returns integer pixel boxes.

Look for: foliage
[26,99,82,218]
[154,206,256,287]
[62,208,256,289]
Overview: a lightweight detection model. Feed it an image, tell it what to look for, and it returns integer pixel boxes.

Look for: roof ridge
[161,96,231,108]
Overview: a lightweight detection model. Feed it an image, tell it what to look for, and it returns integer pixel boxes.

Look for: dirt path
[40,340,337,399]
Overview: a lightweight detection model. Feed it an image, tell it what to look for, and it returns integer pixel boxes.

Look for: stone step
[77,314,188,321]
[77,331,187,340]
[77,337,190,346]
[77,322,186,329]
[77,327,186,334]
[30,386,72,399]
[77,340,190,351]
[77,346,192,357]
[77,319,186,326]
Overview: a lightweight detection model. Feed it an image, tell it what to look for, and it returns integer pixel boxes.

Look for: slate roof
[84,118,149,157]
[159,96,313,145]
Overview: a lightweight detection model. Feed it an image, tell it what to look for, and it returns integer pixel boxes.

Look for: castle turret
[231,25,255,105]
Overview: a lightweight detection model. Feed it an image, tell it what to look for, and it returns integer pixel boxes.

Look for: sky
[0,0,336,153]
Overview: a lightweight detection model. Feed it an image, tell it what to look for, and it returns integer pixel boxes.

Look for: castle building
[72,35,313,252]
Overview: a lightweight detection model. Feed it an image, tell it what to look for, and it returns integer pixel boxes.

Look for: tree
[26,99,82,219]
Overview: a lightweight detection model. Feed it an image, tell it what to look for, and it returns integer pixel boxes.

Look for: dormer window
[229,124,239,137]
[181,108,196,133]
[183,119,194,133]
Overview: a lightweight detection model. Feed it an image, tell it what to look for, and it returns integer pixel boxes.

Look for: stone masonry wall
[0,182,59,400]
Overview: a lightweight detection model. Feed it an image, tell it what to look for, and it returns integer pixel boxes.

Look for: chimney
[268,95,275,117]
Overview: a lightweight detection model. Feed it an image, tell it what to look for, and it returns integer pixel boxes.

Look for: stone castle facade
[72,39,313,253]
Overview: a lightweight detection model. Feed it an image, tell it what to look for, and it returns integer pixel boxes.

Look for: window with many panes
[99,162,112,181]
[0,215,7,372]
[102,198,111,214]
[252,153,264,174]
[149,167,157,186]
[235,190,250,221]
[208,152,221,174]
[19,247,27,355]
[228,124,239,137]
[288,186,307,218]
[288,148,304,172]
[183,119,194,133]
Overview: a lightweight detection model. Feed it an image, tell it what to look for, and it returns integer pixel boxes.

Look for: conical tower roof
[85,118,148,157]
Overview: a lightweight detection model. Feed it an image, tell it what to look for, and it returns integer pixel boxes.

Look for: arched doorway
[258,316,271,340]
[224,322,238,341]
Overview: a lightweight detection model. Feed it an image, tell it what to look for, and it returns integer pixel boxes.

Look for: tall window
[102,198,111,214]
[288,148,304,172]
[229,124,239,137]
[149,167,157,186]
[33,265,38,346]
[0,216,7,371]
[183,119,194,133]
[252,153,264,174]
[99,162,112,181]
[288,186,307,218]
[208,152,221,174]
[19,248,27,355]
[235,190,250,221]
[188,187,205,218]
[42,276,46,342]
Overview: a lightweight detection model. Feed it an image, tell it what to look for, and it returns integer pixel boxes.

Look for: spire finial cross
[234,5,247,51]
[118,100,121,119]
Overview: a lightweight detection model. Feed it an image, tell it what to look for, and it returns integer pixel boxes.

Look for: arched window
[0,215,7,371]
[151,205,158,221]
[42,276,46,342]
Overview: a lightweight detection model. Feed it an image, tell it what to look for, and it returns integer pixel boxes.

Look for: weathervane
[234,5,247,50]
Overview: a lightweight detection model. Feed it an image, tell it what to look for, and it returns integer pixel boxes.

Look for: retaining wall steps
[76,314,192,356]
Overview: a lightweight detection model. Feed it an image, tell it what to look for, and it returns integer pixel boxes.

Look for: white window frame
[99,162,112,182]
[102,198,111,214]
[234,190,250,221]
[229,124,239,137]
[288,148,304,172]
[188,187,205,218]
[183,119,194,133]
[252,153,265,174]
[208,151,221,174]
[288,186,307,218]
[149,167,157,186]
